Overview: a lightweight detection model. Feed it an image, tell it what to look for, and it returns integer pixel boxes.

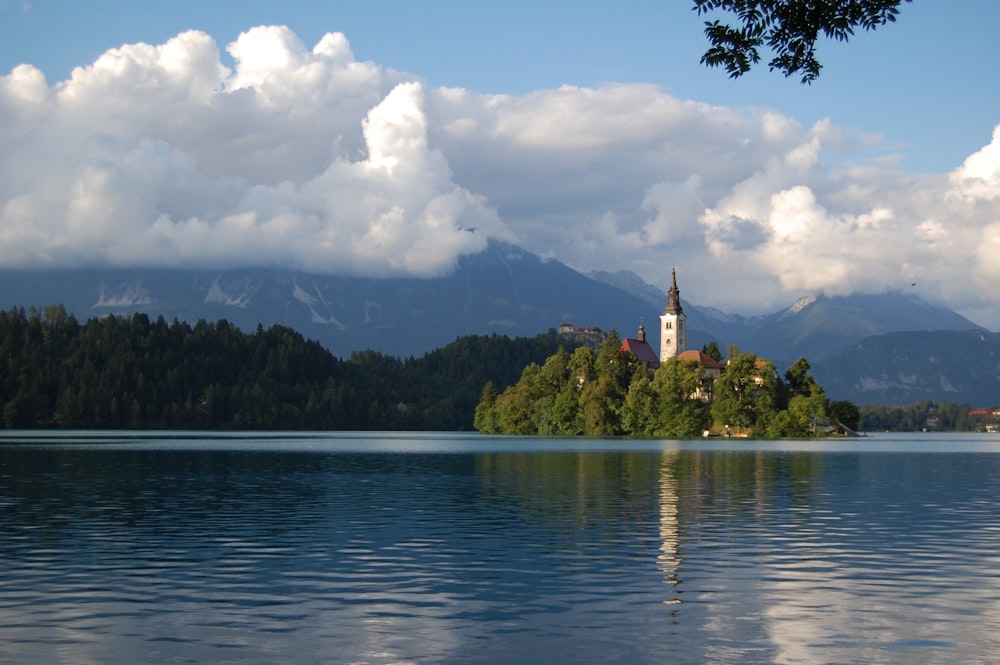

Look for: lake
[2,431,999,664]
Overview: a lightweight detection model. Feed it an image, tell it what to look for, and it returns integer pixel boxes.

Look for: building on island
[618,268,721,395]
[676,349,723,400]
[558,322,606,350]
[659,268,686,363]
[620,321,659,368]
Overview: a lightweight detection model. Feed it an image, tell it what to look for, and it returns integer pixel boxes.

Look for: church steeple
[637,318,646,343]
[664,267,683,315]
[659,267,686,362]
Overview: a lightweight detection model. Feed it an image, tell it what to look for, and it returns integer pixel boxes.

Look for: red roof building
[620,321,660,368]
[674,349,724,401]
[676,349,724,373]
[621,336,660,368]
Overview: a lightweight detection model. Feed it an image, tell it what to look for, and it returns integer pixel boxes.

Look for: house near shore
[969,408,1000,432]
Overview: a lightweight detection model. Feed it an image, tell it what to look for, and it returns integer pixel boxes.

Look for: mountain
[0,242,678,359]
[584,270,984,366]
[813,330,1000,406]
[745,293,985,367]
[2,243,990,406]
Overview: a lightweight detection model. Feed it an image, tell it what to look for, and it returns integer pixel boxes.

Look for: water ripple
[2,443,1000,663]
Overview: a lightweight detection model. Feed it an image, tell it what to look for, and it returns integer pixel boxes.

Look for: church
[619,269,723,381]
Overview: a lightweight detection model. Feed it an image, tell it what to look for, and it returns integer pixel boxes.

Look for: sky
[2,1,1000,327]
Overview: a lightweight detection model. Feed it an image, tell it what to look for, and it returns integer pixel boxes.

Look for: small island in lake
[475,269,859,438]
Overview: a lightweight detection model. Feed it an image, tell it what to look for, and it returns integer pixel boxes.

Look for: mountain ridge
[1,241,990,404]
[813,329,1000,406]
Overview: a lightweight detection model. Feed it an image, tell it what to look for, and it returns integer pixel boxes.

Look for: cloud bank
[0,27,504,277]
[2,26,999,325]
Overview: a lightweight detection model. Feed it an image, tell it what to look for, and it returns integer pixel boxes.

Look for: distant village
[967,409,1000,432]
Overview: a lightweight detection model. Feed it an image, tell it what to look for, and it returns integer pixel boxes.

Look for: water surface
[2,431,999,664]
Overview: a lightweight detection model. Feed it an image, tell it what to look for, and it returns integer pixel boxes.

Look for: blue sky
[4,0,996,173]
[2,0,1000,326]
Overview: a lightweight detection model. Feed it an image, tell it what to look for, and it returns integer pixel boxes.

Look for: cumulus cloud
[694,121,1000,322]
[0,27,502,276]
[2,26,1000,326]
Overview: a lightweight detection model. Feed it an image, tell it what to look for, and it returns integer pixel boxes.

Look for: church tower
[659,268,686,362]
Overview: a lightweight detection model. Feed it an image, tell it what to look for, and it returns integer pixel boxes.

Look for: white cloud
[1,26,1000,326]
[692,123,1000,323]
[0,28,503,276]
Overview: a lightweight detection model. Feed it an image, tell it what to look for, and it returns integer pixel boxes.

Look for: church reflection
[656,450,682,611]
[652,448,829,620]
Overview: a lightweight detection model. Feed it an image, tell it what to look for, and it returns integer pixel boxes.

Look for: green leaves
[694,0,911,83]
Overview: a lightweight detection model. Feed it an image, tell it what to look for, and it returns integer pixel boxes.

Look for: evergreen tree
[0,306,579,432]
[702,341,723,363]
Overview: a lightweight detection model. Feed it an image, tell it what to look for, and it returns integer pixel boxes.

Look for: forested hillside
[0,305,570,430]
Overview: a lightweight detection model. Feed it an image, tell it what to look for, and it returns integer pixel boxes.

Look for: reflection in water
[2,435,1000,664]
[657,452,681,608]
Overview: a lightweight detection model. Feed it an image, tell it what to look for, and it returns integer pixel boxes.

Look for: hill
[0,306,571,430]
[813,330,1000,406]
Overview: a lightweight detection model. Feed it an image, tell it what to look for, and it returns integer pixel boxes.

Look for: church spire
[663,267,683,315]
[659,267,686,362]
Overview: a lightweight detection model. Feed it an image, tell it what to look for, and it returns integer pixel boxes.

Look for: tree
[490,363,543,435]
[621,368,658,435]
[702,341,723,363]
[694,0,911,83]
[829,399,861,431]
[580,374,624,436]
[771,357,834,436]
[473,381,500,434]
[651,358,711,437]
[711,348,780,433]
[784,357,820,399]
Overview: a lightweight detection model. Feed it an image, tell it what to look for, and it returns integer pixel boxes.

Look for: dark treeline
[1,305,569,430]
[859,401,997,432]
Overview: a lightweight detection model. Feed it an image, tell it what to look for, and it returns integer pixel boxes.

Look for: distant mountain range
[813,330,1000,406]
[1,242,659,360]
[587,269,983,363]
[2,240,995,405]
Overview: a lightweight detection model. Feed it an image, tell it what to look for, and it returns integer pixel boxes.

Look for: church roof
[663,267,683,315]
[676,349,723,370]
[620,338,659,366]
